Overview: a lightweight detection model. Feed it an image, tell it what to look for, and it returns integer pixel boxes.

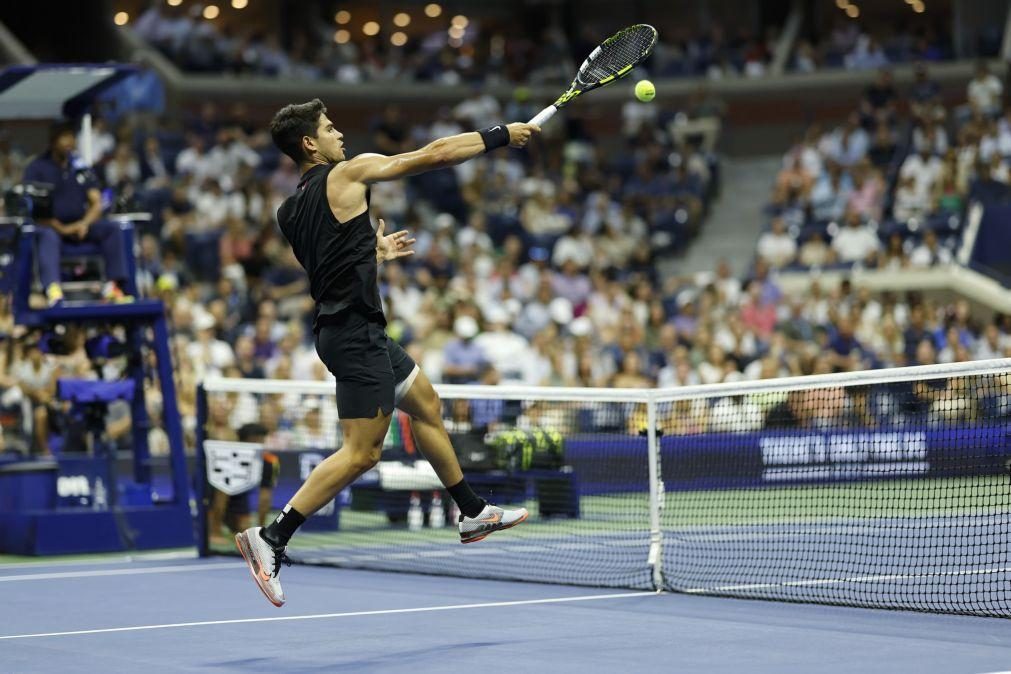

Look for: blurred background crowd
[1,0,1010,455]
[125,0,993,84]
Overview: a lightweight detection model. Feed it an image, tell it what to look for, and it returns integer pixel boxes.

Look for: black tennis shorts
[315,310,419,419]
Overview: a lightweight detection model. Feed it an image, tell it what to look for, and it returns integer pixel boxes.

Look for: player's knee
[348,441,382,471]
[413,389,443,424]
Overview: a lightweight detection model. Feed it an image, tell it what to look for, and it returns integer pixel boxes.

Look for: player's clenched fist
[507,123,541,147]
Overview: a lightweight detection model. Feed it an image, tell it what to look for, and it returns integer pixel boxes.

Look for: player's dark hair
[270,98,326,164]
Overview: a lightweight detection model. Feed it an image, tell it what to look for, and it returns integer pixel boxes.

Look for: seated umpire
[22,123,131,306]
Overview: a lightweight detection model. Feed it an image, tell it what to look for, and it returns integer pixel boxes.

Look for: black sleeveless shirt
[276,163,385,331]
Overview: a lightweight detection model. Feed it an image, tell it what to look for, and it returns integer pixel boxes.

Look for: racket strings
[578,25,657,84]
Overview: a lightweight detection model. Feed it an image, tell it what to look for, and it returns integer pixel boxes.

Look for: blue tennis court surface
[4,557,1011,673]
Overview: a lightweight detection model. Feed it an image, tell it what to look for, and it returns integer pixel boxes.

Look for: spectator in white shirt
[457,211,495,254]
[714,258,742,305]
[474,305,532,382]
[798,231,836,267]
[832,211,880,264]
[912,123,948,156]
[709,395,764,431]
[453,88,502,129]
[756,217,797,268]
[895,147,943,222]
[909,229,952,268]
[622,98,659,137]
[194,178,232,229]
[175,133,214,183]
[186,313,235,378]
[900,146,944,197]
[974,324,1010,360]
[104,143,141,186]
[967,61,1004,116]
[205,128,260,189]
[552,224,595,269]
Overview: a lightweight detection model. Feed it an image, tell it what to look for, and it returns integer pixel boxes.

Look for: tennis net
[198,358,1011,617]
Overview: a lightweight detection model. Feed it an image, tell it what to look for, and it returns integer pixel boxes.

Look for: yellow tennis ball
[635,79,655,102]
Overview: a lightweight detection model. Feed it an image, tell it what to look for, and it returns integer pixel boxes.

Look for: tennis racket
[528,24,658,127]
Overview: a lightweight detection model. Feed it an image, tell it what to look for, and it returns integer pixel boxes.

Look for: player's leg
[391,347,528,543]
[394,370,463,487]
[236,313,395,606]
[287,410,390,518]
[236,409,390,607]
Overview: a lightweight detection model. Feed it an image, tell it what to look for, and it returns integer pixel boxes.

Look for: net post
[645,392,664,591]
[194,382,209,557]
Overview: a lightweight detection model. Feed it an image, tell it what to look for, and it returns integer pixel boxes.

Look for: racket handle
[528,105,557,127]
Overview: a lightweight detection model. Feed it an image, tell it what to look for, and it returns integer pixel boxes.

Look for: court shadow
[206,641,510,672]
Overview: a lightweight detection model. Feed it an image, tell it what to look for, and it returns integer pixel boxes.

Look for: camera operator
[22,123,132,306]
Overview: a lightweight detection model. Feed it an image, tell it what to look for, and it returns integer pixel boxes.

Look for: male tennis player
[236,98,540,606]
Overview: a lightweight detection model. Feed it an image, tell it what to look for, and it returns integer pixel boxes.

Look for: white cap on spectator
[693,271,715,287]
[434,213,456,230]
[483,305,511,326]
[504,297,523,319]
[454,316,479,339]
[676,289,697,308]
[458,228,478,249]
[193,312,216,332]
[549,297,574,325]
[570,316,593,337]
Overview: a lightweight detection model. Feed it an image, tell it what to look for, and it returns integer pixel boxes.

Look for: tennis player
[236,98,540,606]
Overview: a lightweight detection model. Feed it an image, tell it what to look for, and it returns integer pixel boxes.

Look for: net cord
[202,358,1011,403]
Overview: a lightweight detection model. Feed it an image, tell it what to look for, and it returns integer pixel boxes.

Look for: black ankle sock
[261,504,305,547]
[447,479,485,518]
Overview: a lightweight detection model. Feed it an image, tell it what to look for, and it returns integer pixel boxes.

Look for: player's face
[314,114,345,162]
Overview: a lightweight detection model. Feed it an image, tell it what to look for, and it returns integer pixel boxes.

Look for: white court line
[684,566,1011,594]
[0,549,198,571]
[0,562,242,583]
[0,591,654,640]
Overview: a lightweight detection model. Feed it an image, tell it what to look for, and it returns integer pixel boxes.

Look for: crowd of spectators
[0,77,722,453]
[791,19,958,73]
[759,61,1010,273]
[131,3,999,85]
[133,3,580,85]
[131,3,778,84]
[2,60,1009,455]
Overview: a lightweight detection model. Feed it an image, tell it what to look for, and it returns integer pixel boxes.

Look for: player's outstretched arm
[338,123,539,185]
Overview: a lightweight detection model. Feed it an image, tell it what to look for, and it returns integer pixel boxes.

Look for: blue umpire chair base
[0,215,193,556]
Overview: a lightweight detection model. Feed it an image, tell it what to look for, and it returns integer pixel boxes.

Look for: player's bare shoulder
[326,159,373,223]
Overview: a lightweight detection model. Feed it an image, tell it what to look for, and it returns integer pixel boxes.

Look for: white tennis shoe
[459,503,529,544]
[235,526,288,607]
